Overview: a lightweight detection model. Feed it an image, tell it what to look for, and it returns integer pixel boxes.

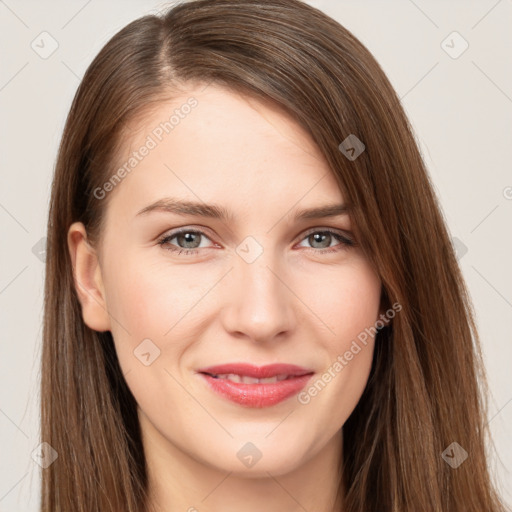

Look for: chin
[203,440,309,478]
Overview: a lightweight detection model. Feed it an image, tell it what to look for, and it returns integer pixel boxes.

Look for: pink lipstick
[196,363,314,408]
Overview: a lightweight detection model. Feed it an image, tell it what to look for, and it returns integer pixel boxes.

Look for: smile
[196,363,315,408]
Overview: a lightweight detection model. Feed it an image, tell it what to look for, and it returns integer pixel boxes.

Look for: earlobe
[67,222,111,332]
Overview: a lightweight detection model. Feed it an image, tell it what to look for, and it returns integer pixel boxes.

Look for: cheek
[102,259,201,410]
[102,255,214,362]
[105,266,174,336]
[302,260,380,393]
[298,266,380,424]
[298,259,381,343]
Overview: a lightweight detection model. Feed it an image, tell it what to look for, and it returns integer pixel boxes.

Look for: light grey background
[1,0,511,510]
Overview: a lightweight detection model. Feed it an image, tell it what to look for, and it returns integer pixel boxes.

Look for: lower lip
[199,373,314,408]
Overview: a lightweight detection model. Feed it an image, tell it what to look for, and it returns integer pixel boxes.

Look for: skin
[68,83,383,512]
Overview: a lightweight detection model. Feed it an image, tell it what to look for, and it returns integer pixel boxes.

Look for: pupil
[179,232,201,249]
[311,232,330,249]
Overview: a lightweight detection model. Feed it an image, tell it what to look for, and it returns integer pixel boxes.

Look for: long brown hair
[42,0,507,510]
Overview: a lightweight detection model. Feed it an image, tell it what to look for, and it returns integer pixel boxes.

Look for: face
[69,83,383,478]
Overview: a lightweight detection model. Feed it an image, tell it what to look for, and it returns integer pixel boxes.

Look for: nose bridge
[221,240,294,342]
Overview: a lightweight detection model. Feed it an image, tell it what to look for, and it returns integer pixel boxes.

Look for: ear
[67,222,111,332]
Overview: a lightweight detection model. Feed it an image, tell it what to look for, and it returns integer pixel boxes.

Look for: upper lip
[197,363,314,379]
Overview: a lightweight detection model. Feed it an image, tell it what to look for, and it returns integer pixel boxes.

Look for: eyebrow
[135,197,351,221]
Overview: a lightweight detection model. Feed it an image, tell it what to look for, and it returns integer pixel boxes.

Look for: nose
[220,248,296,344]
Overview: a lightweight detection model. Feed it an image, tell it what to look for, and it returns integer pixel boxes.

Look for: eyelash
[156,227,355,256]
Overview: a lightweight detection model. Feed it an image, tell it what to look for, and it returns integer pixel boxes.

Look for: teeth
[259,377,279,384]
[241,376,259,384]
[221,373,242,383]
[211,373,291,383]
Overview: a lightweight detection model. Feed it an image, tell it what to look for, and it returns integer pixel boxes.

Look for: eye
[296,229,355,254]
[157,229,215,256]
[158,227,355,257]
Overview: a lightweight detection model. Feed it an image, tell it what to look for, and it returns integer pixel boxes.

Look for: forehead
[104,84,345,221]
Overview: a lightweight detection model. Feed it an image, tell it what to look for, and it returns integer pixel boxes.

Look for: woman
[41,0,508,510]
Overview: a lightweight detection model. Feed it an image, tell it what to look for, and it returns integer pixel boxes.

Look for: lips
[196,363,314,408]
